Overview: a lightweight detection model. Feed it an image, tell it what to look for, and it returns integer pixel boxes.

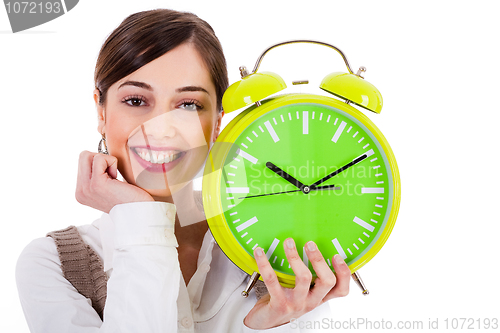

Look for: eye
[179,100,204,112]
[122,95,147,107]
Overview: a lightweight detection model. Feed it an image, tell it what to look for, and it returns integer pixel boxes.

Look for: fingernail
[334,254,345,264]
[285,238,295,249]
[306,241,317,251]
[255,247,264,257]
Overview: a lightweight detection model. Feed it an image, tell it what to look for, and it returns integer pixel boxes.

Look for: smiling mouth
[131,147,185,164]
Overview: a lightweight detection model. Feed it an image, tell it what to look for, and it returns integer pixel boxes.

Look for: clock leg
[351,271,369,295]
[241,271,261,298]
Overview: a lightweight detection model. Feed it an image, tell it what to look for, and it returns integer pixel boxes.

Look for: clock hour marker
[302,247,309,267]
[303,111,309,134]
[331,121,347,143]
[364,149,375,158]
[332,238,347,260]
[237,148,258,164]
[361,187,385,194]
[226,187,249,193]
[266,238,280,260]
[264,121,280,143]
[353,216,375,232]
[236,216,258,232]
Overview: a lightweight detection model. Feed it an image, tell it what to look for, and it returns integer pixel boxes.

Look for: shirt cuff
[109,201,178,248]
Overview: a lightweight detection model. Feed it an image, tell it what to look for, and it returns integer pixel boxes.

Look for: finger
[284,238,312,301]
[304,241,337,302]
[324,254,351,301]
[253,247,285,300]
[77,150,96,182]
[91,154,118,181]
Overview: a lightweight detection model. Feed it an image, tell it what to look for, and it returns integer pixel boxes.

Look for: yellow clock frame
[202,40,401,292]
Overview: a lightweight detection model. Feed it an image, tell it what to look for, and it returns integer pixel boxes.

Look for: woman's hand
[244,238,351,330]
[75,151,154,213]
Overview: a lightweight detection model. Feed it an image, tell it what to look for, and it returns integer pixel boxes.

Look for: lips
[130,146,186,173]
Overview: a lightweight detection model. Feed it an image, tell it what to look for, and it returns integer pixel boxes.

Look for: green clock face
[218,102,394,277]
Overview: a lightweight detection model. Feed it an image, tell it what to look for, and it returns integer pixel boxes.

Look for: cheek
[105,115,140,183]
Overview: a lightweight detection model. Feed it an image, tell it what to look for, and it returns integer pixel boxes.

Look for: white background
[1,1,499,332]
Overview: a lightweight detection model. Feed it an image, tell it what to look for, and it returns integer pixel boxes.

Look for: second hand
[238,185,340,199]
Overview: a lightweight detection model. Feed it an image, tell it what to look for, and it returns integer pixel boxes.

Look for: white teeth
[135,148,181,164]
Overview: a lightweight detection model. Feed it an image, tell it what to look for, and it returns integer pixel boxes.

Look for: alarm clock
[202,40,400,296]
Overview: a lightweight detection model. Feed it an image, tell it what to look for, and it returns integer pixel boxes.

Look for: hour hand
[266,162,306,190]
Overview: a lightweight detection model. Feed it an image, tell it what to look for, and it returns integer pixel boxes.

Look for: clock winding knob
[239,66,250,78]
[356,66,366,79]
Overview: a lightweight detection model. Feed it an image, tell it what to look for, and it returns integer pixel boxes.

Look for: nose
[142,110,179,141]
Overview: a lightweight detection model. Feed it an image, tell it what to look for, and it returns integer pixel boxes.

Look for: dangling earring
[98,134,109,155]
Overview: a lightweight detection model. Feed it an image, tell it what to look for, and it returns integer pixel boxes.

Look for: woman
[15,8,351,332]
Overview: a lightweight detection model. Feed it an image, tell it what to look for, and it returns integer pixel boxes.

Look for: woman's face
[95,43,222,199]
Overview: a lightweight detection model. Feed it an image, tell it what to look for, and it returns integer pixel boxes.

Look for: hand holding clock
[244,238,351,329]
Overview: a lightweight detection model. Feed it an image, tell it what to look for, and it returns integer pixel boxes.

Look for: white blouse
[16,201,334,332]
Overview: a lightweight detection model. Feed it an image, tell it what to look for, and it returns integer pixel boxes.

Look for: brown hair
[94,9,228,112]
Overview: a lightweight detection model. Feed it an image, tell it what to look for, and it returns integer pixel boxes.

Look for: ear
[94,88,106,135]
[213,110,224,142]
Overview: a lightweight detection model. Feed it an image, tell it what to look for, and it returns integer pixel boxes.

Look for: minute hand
[310,153,370,188]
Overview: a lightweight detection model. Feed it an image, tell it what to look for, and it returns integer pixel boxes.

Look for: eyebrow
[118,81,152,91]
[118,81,209,95]
[176,86,210,95]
